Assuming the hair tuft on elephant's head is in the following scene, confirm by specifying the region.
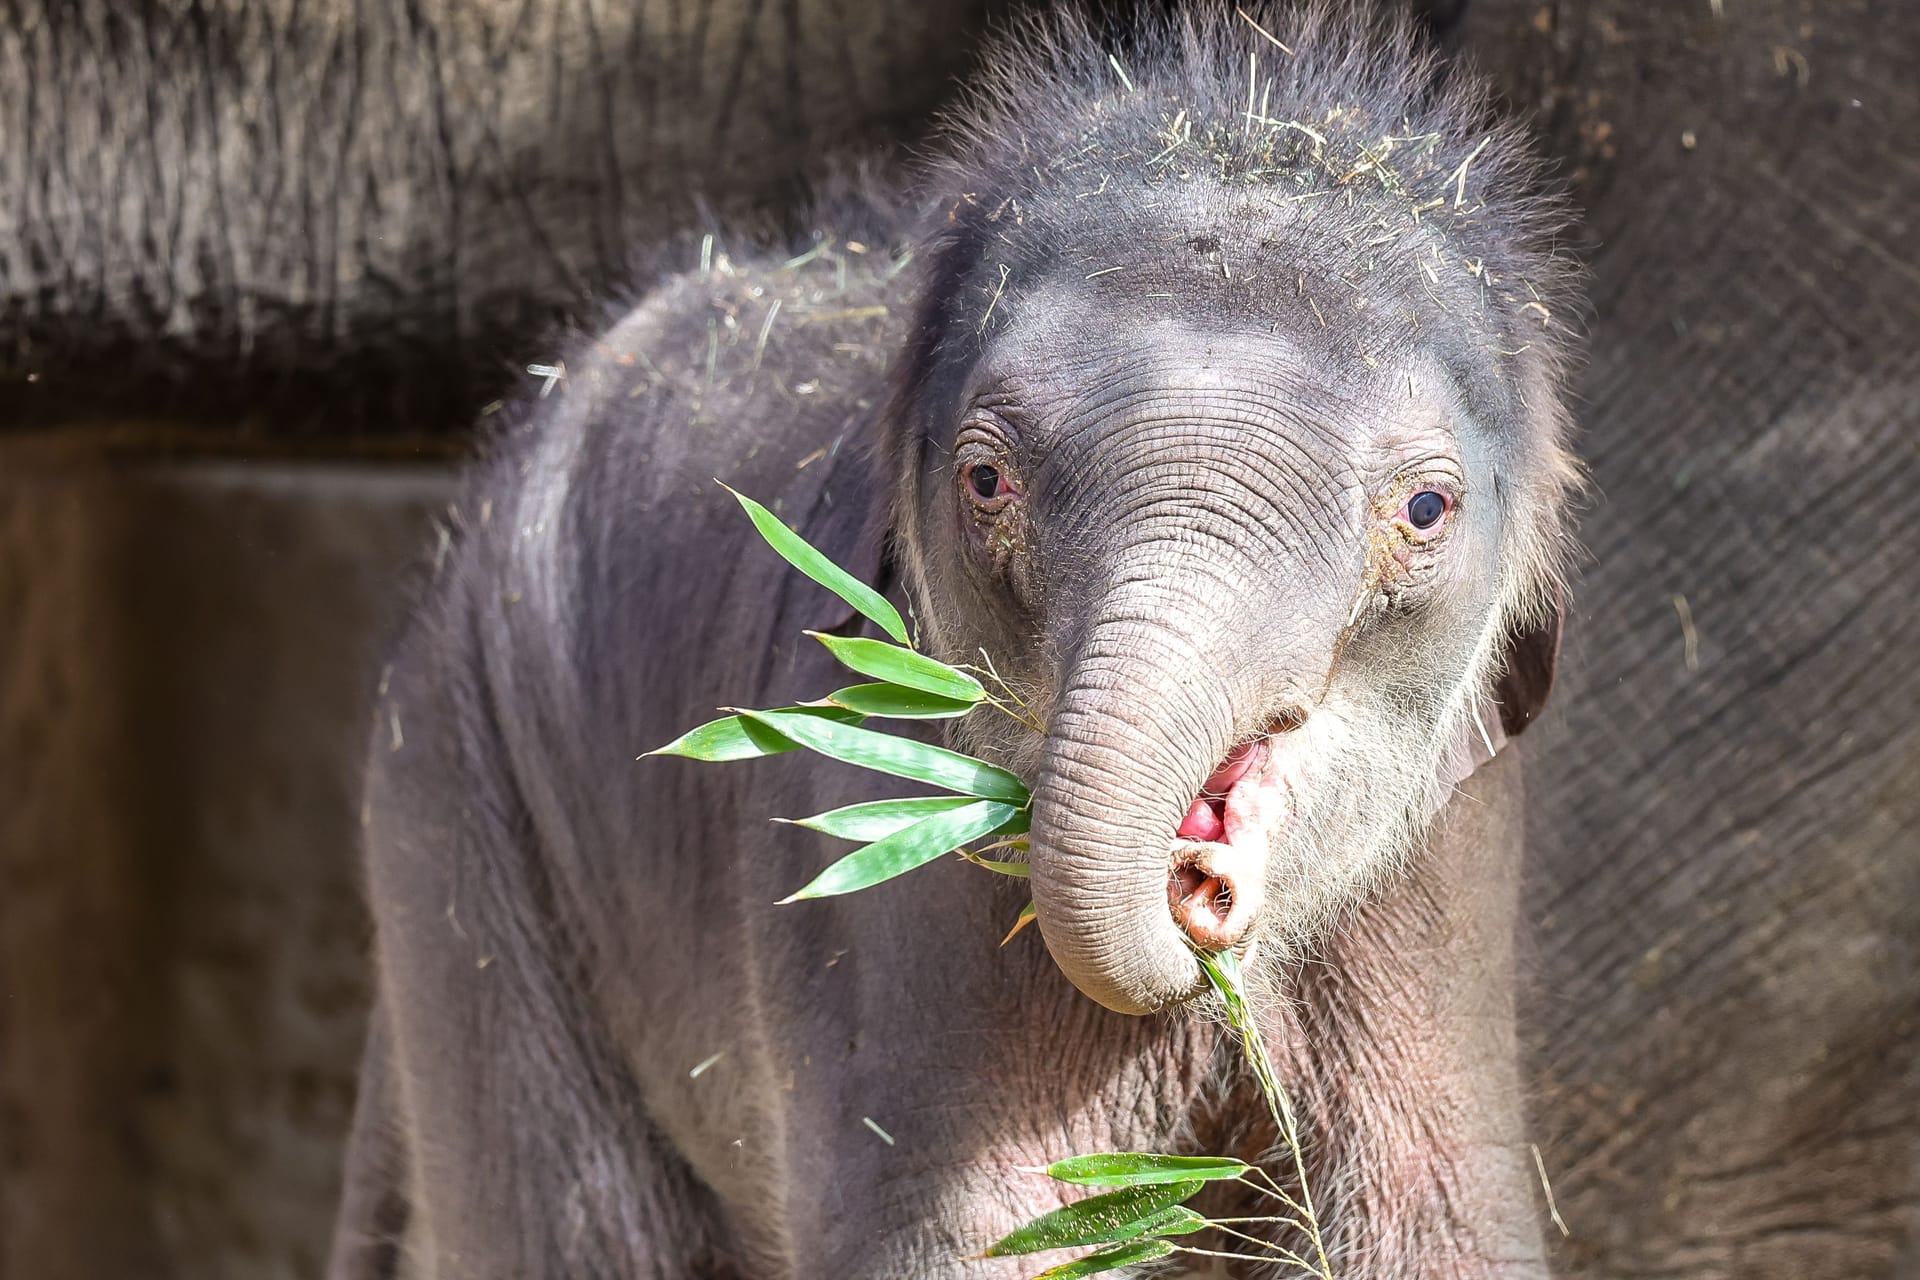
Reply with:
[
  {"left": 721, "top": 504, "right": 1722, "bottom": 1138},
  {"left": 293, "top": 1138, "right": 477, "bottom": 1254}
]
[{"left": 877, "top": 0, "right": 1585, "bottom": 1015}]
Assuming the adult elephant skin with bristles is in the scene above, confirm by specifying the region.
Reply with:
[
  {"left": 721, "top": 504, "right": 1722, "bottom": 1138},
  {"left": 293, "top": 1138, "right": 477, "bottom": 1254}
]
[{"left": 1443, "top": 1, "right": 1920, "bottom": 1276}]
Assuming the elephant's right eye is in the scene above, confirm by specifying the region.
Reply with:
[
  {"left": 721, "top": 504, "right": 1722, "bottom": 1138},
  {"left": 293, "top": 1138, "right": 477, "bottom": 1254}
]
[{"left": 961, "top": 460, "right": 1018, "bottom": 506}]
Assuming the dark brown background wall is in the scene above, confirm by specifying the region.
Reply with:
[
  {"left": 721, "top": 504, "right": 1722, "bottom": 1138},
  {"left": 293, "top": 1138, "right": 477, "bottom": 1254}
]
[{"left": 1, "top": 447, "right": 449, "bottom": 1278}]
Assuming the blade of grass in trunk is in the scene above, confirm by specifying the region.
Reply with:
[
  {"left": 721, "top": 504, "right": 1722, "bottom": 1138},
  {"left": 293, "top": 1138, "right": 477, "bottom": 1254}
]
[
  {"left": 646, "top": 705, "right": 861, "bottom": 762},
  {"left": 985, "top": 1183, "right": 1204, "bottom": 1256},
  {"left": 1197, "top": 947, "right": 1333, "bottom": 1279},
  {"left": 1030, "top": 1239, "right": 1176, "bottom": 1278},
  {"left": 959, "top": 854, "right": 1030, "bottom": 878},
  {"left": 808, "top": 633, "right": 985, "bottom": 702},
  {"left": 781, "top": 795, "right": 982, "bottom": 841},
  {"left": 993, "top": 807, "right": 1031, "bottom": 836},
  {"left": 738, "top": 709, "right": 1028, "bottom": 802},
  {"left": 1001, "top": 901, "right": 1037, "bottom": 946},
  {"left": 821, "top": 682, "right": 977, "bottom": 719},
  {"left": 1042, "top": 1153, "right": 1250, "bottom": 1187}
]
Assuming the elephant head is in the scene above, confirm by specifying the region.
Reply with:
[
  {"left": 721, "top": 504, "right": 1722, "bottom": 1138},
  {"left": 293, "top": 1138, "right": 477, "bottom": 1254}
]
[{"left": 883, "top": 6, "right": 1580, "bottom": 1015}]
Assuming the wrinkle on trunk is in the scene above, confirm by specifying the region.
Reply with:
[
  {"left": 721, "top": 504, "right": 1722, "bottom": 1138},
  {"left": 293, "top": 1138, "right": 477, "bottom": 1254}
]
[{"left": 1027, "top": 603, "right": 1242, "bottom": 1015}]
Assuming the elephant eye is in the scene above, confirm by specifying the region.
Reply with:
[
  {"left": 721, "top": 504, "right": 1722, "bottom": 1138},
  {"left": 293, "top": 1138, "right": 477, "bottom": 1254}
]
[
  {"left": 1405, "top": 490, "right": 1449, "bottom": 531},
  {"left": 962, "top": 460, "right": 1017, "bottom": 505}
]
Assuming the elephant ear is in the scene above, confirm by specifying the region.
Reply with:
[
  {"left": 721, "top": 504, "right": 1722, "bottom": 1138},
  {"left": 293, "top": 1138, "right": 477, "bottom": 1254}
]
[
  {"left": 1493, "top": 589, "right": 1564, "bottom": 739},
  {"left": 1432, "top": 591, "right": 1564, "bottom": 796}
]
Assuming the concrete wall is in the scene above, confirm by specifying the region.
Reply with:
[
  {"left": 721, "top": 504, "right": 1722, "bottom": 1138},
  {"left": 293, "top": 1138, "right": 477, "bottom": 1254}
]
[{"left": 0, "top": 445, "right": 450, "bottom": 1280}]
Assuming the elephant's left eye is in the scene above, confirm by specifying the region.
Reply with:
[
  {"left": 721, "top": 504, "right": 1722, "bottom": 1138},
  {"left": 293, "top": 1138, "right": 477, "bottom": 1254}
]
[{"left": 1400, "top": 489, "right": 1451, "bottom": 534}]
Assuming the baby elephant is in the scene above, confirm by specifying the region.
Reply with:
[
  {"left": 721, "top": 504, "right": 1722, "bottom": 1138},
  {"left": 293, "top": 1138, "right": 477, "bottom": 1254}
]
[{"left": 333, "top": 3, "right": 1579, "bottom": 1276}]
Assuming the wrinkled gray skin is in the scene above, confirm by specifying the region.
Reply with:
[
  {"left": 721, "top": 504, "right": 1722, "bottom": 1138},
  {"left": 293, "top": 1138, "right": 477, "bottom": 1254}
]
[
  {"left": 0, "top": 0, "right": 1013, "bottom": 431},
  {"left": 339, "top": 8, "right": 1581, "bottom": 1277},
  {"left": 1448, "top": 2, "right": 1920, "bottom": 1275}
]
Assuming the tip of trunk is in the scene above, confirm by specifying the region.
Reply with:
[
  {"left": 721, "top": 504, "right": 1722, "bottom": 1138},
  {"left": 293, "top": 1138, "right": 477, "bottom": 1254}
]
[{"left": 1028, "top": 833, "right": 1212, "bottom": 1015}]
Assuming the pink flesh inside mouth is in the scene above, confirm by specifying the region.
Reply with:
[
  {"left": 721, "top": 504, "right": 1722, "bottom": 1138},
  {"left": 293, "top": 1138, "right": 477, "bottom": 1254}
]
[{"left": 1169, "top": 736, "right": 1291, "bottom": 950}]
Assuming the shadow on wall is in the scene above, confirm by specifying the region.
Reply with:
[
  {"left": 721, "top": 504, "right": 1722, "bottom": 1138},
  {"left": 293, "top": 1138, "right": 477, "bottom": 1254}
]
[{"left": 0, "top": 443, "right": 451, "bottom": 1280}]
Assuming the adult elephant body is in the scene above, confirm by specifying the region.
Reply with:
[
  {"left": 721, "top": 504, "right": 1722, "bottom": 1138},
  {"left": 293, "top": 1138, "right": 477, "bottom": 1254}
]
[{"left": 1449, "top": 3, "right": 1920, "bottom": 1274}]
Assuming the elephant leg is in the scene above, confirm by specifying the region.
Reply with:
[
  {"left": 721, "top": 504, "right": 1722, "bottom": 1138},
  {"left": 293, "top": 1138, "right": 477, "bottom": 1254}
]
[{"left": 353, "top": 639, "right": 736, "bottom": 1280}]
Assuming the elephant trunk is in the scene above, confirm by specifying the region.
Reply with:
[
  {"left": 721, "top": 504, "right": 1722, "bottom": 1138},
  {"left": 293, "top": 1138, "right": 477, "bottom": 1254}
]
[{"left": 1027, "top": 588, "right": 1276, "bottom": 1015}]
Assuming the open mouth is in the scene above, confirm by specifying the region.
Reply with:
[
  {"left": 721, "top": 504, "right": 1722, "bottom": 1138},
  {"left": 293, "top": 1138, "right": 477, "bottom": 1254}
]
[{"left": 1168, "top": 725, "right": 1297, "bottom": 950}]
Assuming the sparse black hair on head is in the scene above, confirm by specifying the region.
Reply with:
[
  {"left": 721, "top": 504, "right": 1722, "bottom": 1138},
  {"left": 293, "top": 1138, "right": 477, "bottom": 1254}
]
[{"left": 902, "top": 0, "right": 1579, "bottom": 384}]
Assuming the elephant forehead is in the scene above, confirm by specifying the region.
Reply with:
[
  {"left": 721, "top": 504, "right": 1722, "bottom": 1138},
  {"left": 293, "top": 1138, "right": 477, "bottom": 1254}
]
[{"left": 987, "top": 318, "right": 1458, "bottom": 470}]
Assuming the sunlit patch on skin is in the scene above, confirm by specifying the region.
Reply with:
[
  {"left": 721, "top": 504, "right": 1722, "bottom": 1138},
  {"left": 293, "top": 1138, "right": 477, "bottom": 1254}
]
[{"left": 1158, "top": 592, "right": 1512, "bottom": 965}]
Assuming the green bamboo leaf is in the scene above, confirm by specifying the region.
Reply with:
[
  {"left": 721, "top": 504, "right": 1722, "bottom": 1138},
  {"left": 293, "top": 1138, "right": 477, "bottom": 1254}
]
[
  {"left": 1044, "top": 1153, "right": 1251, "bottom": 1188},
  {"left": 986, "top": 1183, "right": 1204, "bottom": 1257},
  {"left": 961, "top": 854, "right": 1030, "bottom": 878},
  {"left": 723, "top": 485, "right": 910, "bottom": 645},
  {"left": 808, "top": 635, "right": 984, "bottom": 702},
  {"left": 823, "top": 682, "right": 976, "bottom": 720},
  {"left": 1008, "top": 1203, "right": 1205, "bottom": 1259},
  {"left": 646, "top": 705, "right": 861, "bottom": 762},
  {"left": 1196, "top": 949, "right": 1256, "bottom": 1022},
  {"left": 780, "top": 799, "right": 1019, "bottom": 902},
  {"left": 995, "top": 807, "right": 1031, "bottom": 837},
  {"left": 739, "top": 710, "right": 1029, "bottom": 803},
  {"left": 1029, "top": 1239, "right": 1177, "bottom": 1278},
  {"left": 1132, "top": 1205, "right": 1208, "bottom": 1240},
  {"left": 780, "top": 796, "right": 980, "bottom": 842}
]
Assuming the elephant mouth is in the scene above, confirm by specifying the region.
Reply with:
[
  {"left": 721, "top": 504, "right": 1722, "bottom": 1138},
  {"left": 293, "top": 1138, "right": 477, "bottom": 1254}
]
[{"left": 1167, "top": 725, "right": 1299, "bottom": 951}]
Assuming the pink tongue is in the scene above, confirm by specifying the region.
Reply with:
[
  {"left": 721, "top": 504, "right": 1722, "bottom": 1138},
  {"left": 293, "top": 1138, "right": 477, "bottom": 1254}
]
[
  {"left": 1178, "top": 798, "right": 1225, "bottom": 842},
  {"left": 1175, "top": 742, "right": 1262, "bottom": 842}
]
